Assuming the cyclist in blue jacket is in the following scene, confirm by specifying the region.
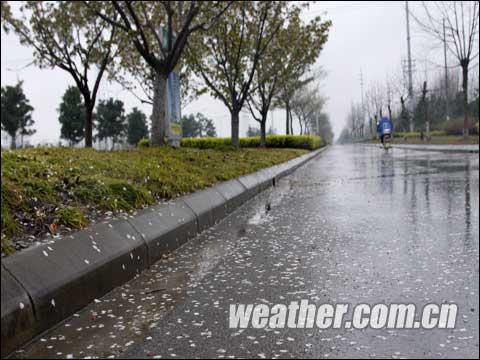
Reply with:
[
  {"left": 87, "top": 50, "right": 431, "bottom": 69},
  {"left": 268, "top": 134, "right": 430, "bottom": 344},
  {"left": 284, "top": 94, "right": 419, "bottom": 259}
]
[{"left": 377, "top": 116, "right": 394, "bottom": 145}]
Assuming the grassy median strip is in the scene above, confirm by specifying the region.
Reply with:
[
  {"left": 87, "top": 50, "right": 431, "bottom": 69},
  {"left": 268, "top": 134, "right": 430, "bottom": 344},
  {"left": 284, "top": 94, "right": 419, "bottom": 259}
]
[{"left": 1, "top": 146, "right": 308, "bottom": 255}]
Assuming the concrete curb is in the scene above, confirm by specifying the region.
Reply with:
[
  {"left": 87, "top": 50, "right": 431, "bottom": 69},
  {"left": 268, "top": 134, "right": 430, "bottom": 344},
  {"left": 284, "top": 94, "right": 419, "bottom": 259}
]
[
  {"left": 126, "top": 200, "right": 198, "bottom": 267},
  {"left": 1, "top": 265, "right": 36, "bottom": 358},
  {"left": 0, "top": 146, "right": 327, "bottom": 357},
  {"left": 362, "top": 143, "right": 479, "bottom": 154}
]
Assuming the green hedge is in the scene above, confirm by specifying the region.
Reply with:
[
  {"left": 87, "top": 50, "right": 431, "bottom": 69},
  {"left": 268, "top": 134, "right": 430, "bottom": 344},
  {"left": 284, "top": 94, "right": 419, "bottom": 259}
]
[
  {"left": 395, "top": 130, "right": 447, "bottom": 138},
  {"left": 138, "top": 137, "right": 151, "bottom": 148},
  {"left": 181, "top": 135, "right": 323, "bottom": 150}
]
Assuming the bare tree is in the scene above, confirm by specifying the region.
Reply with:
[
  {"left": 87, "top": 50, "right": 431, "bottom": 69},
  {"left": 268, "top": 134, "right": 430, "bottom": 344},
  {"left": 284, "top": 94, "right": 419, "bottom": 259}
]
[
  {"left": 291, "top": 86, "right": 326, "bottom": 136},
  {"left": 346, "top": 102, "right": 364, "bottom": 140},
  {"left": 411, "top": 1, "right": 479, "bottom": 137},
  {"left": 365, "top": 82, "right": 385, "bottom": 136},
  {"left": 314, "top": 112, "right": 334, "bottom": 144},
  {"left": 386, "top": 81, "right": 394, "bottom": 123}
]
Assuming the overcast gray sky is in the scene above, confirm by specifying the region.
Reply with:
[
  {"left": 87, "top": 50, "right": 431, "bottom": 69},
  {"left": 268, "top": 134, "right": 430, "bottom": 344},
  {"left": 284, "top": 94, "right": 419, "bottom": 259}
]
[{"left": 1, "top": 1, "right": 474, "bottom": 145}]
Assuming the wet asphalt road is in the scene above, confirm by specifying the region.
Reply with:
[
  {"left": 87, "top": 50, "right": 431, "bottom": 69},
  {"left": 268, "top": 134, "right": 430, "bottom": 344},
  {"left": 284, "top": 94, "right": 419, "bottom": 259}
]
[{"left": 15, "top": 145, "right": 479, "bottom": 359}]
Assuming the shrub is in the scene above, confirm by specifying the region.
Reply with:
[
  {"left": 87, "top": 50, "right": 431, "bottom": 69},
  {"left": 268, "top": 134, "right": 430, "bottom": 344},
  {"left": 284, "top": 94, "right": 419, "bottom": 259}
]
[
  {"left": 439, "top": 117, "right": 479, "bottom": 136},
  {"left": 181, "top": 135, "right": 323, "bottom": 150},
  {"left": 394, "top": 132, "right": 420, "bottom": 138},
  {"left": 181, "top": 137, "right": 232, "bottom": 149},
  {"left": 430, "top": 130, "right": 447, "bottom": 137},
  {"left": 55, "top": 207, "right": 88, "bottom": 229},
  {"left": 138, "top": 137, "right": 151, "bottom": 148},
  {"left": 1, "top": 234, "right": 15, "bottom": 256},
  {"left": 395, "top": 130, "right": 447, "bottom": 138}
]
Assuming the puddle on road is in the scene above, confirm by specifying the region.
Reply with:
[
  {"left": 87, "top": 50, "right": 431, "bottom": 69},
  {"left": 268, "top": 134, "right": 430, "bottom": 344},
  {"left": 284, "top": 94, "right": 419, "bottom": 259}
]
[
  {"left": 247, "top": 207, "right": 270, "bottom": 225},
  {"left": 247, "top": 178, "right": 290, "bottom": 226}
]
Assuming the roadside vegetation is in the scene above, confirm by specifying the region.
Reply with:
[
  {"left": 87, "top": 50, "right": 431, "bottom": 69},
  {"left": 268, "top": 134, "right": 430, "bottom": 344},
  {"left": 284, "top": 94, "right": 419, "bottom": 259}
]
[
  {"left": 0, "top": 2, "right": 333, "bottom": 256},
  {"left": 393, "top": 136, "right": 479, "bottom": 145},
  {"left": 1, "top": 146, "right": 309, "bottom": 255},
  {"left": 340, "top": 115, "right": 480, "bottom": 146},
  {"left": 181, "top": 135, "right": 323, "bottom": 150},
  {"left": 1, "top": 2, "right": 332, "bottom": 149},
  {"left": 339, "top": 0, "right": 479, "bottom": 143},
  {"left": 343, "top": 118, "right": 480, "bottom": 145},
  {"left": 392, "top": 125, "right": 479, "bottom": 145},
  {"left": 362, "top": 133, "right": 479, "bottom": 145}
]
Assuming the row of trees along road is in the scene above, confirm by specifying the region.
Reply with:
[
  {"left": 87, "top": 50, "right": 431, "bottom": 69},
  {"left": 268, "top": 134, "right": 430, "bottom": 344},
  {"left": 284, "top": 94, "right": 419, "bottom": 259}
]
[
  {"left": 411, "top": 1, "right": 479, "bottom": 138},
  {"left": 1, "top": 1, "right": 331, "bottom": 149},
  {"left": 59, "top": 88, "right": 218, "bottom": 148},
  {"left": 342, "top": 69, "right": 479, "bottom": 142},
  {"left": 1, "top": 81, "right": 218, "bottom": 149},
  {"left": 58, "top": 86, "right": 149, "bottom": 149},
  {"left": 341, "top": 1, "right": 479, "bottom": 141}
]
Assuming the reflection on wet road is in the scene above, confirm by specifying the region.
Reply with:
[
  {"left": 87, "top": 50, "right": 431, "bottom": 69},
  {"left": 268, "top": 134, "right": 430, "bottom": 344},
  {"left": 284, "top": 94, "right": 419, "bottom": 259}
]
[{"left": 15, "top": 145, "right": 479, "bottom": 359}]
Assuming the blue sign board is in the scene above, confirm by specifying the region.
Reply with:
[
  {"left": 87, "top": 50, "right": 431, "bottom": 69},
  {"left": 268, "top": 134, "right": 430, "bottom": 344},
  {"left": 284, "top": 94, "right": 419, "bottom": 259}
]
[{"left": 167, "top": 71, "right": 181, "bottom": 124}]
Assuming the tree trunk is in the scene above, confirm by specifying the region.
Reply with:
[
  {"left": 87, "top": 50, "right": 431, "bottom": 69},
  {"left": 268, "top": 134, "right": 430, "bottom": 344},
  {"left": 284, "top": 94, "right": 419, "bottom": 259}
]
[
  {"left": 425, "top": 99, "right": 430, "bottom": 141},
  {"left": 388, "top": 105, "right": 392, "bottom": 122},
  {"left": 10, "top": 133, "right": 16, "bottom": 150},
  {"left": 151, "top": 72, "right": 169, "bottom": 146},
  {"left": 231, "top": 110, "right": 240, "bottom": 148},
  {"left": 461, "top": 62, "right": 469, "bottom": 138},
  {"left": 285, "top": 103, "right": 290, "bottom": 135},
  {"left": 84, "top": 100, "right": 94, "bottom": 148},
  {"left": 425, "top": 98, "right": 429, "bottom": 141},
  {"left": 260, "top": 117, "right": 267, "bottom": 148},
  {"left": 289, "top": 108, "right": 294, "bottom": 135}
]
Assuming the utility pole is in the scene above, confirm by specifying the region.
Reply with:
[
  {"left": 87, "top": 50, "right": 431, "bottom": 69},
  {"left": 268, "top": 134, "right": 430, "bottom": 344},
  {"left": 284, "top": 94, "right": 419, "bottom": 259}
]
[
  {"left": 422, "top": 81, "right": 430, "bottom": 141},
  {"left": 443, "top": 18, "right": 450, "bottom": 121},
  {"left": 360, "top": 69, "right": 366, "bottom": 138},
  {"left": 387, "top": 83, "right": 393, "bottom": 122},
  {"left": 405, "top": 1, "right": 414, "bottom": 132},
  {"left": 350, "top": 102, "right": 356, "bottom": 139}
]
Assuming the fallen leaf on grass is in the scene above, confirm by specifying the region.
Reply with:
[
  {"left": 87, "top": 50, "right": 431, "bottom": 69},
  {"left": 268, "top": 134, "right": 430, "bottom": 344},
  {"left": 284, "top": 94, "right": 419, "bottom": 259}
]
[{"left": 47, "top": 223, "right": 58, "bottom": 235}]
